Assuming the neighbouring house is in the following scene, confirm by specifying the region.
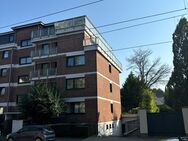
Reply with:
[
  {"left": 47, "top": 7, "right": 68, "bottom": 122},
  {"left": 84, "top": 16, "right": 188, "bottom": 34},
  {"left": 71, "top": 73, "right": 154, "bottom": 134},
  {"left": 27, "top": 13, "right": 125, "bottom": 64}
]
[{"left": 0, "top": 16, "right": 122, "bottom": 136}]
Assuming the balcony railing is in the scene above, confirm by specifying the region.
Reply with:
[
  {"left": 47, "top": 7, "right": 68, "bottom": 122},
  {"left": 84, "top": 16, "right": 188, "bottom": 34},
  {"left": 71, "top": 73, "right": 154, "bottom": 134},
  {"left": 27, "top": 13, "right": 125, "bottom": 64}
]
[
  {"left": 31, "top": 47, "right": 57, "bottom": 58},
  {"left": 30, "top": 68, "right": 57, "bottom": 78},
  {"left": 31, "top": 27, "right": 55, "bottom": 40},
  {"left": 83, "top": 37, "right": 122, "bottom": 70}
]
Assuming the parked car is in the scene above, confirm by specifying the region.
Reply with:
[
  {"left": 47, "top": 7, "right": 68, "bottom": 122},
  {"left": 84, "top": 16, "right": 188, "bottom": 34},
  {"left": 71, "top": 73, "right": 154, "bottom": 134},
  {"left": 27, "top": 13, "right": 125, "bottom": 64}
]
[{"left": 6, "top": 125, "right": 55, "bottom": 141}]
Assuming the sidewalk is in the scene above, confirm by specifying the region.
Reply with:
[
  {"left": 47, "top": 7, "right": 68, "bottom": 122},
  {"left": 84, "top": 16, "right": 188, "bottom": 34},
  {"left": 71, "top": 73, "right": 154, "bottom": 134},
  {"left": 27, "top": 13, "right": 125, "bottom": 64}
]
[
  {"left": 1, "top": 136, "right": 181, "bottom": 141},
  {"left": 83, "top": 136, "right": 179, "bottom": 141}
]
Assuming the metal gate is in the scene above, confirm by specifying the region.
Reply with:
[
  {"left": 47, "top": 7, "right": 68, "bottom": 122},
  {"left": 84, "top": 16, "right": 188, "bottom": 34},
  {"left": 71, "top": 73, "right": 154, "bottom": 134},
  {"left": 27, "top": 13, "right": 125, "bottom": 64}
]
[{"left": 147, "top": 112, "right": 185, "bottom": 136}]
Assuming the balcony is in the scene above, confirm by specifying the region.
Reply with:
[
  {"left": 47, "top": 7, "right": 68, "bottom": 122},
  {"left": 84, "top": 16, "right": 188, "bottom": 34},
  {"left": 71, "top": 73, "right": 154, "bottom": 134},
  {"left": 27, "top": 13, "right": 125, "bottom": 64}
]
[
  {"left": 83, "top": 37, "right": 122, "bottom": 72},
  {"left": 30, "top": 68, "right": 57, "bottom": 79},
  {"left": 31, "top": 27, "right": 55, "bottom": 42},
  {"left": 31, "top": 47, "right": 57, "bottom": 58},
  {"left": 0, "top": 43, "right": 17, "bottom": 49}
]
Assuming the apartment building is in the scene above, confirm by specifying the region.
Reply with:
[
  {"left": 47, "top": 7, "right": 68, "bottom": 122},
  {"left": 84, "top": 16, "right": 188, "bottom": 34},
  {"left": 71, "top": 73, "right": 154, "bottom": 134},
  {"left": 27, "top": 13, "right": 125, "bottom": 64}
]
[{"left": 0, "top": 16, "right": 122, "bottom": 136}]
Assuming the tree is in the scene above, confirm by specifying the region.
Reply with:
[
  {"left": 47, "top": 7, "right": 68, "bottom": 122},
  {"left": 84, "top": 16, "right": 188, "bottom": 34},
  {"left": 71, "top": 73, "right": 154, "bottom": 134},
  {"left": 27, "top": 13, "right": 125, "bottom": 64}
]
[
  {"left": 166, "top": 18, "right": 188, "bottom": 110},
  {"left": 121, "top": 72, "right": 142, "bottom": 112},
  {"left": 19, "top": 83, "right": 66, "bottom": 123},
  {"left": 127, "top": 49, "right": 170, "bottom": 87},
  {"left": 139, "top": 88, "right": 159, "bottom": 112}
]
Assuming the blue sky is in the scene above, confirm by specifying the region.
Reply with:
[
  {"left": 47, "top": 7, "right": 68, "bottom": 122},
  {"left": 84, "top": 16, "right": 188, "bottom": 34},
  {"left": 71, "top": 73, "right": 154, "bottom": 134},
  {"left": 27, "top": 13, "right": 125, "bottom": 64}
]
[{"left": 1, "top": 0, "right": 187, "bottom": 89}]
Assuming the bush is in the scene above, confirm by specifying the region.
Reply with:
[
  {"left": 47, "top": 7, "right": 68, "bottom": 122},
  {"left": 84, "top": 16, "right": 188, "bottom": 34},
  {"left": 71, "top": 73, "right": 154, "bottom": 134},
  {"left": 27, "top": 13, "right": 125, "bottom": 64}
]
[
  {"left": 128, "top": 107, "right": 140, "bottom": 114},
  {"left": 139, "top": 88, "right": 159, "bottom": 113}
]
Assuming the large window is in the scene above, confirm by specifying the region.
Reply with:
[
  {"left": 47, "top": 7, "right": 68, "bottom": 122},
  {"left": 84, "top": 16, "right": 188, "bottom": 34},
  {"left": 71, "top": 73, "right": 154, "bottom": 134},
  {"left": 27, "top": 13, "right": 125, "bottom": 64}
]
[
  {"left": 0, "top": 68, "right": 8, "bottom": 77},
  {"left": 18, "top": 75, "right": 30, "bottom": 84},
  {"left": 21, "top": 39, "right": 32, "bottom": 47},
  {"left": 19, "top": 56, "right": 32, "bottom": 65},
  {"left": 66, "top": 78, "right": 85, "bottom": 89},
  {"left": 67, "top": 55, "right": 85, "bottom": 67},
  {"left": 66, "top": 102, "right": 85, "bottom": 113},
  {"left": 2, "top": 51, "right": 9, "bottom": 59},
  {"left": 0, "top": 87, "right": 5, "bottom": 95}
]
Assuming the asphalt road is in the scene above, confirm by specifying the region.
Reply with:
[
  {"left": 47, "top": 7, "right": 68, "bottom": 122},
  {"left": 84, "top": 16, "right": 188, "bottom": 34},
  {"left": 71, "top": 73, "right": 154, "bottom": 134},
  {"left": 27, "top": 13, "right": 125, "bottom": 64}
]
[{"left": 0, "top": 136, "right": 183, "bottom": 141}]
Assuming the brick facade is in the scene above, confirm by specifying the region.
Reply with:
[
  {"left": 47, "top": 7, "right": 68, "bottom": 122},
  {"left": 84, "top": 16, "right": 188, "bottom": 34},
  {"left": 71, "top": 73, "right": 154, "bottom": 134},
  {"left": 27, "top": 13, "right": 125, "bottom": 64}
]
[{"left": 0, "top": 16, "right": 122, "bottom": 136}]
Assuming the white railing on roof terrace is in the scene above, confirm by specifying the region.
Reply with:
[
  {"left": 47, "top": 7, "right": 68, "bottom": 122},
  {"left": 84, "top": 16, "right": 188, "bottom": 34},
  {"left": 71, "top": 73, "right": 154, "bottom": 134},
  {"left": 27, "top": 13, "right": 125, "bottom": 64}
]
[
  {"left": 31, "top": 27, "right": 55, "bottom": 39},
  {"left": 83, "top": 37, "right": 122, "bottom": 70}
]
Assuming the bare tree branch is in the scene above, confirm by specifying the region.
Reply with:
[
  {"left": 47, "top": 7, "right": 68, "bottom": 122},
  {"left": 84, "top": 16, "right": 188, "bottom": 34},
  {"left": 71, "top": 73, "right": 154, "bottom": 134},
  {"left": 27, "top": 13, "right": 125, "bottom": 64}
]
[{"left": 127, "top": 49, "right": 171, "bottom": 87}]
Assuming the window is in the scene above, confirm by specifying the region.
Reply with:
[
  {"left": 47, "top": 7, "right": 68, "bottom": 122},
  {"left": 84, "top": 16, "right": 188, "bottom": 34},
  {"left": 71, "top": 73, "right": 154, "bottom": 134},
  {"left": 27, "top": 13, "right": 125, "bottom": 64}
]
[
  {"left": 110, "top": 83, "right": 112, "bottom": 92},
  {"left": 66, "top": 78, "right": 85, "bottom": 89},
  {"left": 19, "top": 56, "right": 32, "bottom": 65},
  {"left": 106, "top": 125, "right": 108, "bottom": 130},
  {"left": 66, "top": 79, "right": 74, "bottom": 89},
  {"left": 109, "top": 124, "right": 112, "bottom": 129},
  {"left": 0, "top": 68, "right": 8, "bottom": 77},
  {"left": 2, "top": 51, "right": 9, "bottom": 59},
  {"left": 21, "top": 39, "right": 32, "bottom": 47},
  {"left": 0, "top": 87, "right": 5, "bottom": 95},
  {"left": 9, "top": 35, "right": 14, "bottom": 42},
  {"left": 109, "top": 64, "right": 112, "bottom": 73},
  {"left": 18, "top": 75, "right": 30, "bottom": 84},
  {"left": 42, "top": 44, "right": 49, "bottom": 55},
  {"left": 67, "top": 55, "right": 85, "bottom": 67},
  {"left": 112, "top": 123, "right": 115, "bottom": 128},
  {"left": 21, "top": 39, "right": 31, "bottom": 47},
  {"left": 111, "top": 103, "right": 113, "bottom": 113},
  {"left": 75, "top": 56, "right": 85, "bottom": 66},
  {"left": 66, "top": 102, "right": 85, "bottom": 113},
  {"left": 74, "top": 102, "right": 85, "bottom": 113},
  {"left": 16, "top": 95, "right": 23, "bottom": 104}
]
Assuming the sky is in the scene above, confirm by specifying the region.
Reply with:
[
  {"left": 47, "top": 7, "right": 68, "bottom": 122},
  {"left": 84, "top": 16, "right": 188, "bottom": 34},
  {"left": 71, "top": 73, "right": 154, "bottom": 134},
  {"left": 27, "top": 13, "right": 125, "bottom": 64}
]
[{"left": 1, "top": 0, "right": 187, "bottom": 90}]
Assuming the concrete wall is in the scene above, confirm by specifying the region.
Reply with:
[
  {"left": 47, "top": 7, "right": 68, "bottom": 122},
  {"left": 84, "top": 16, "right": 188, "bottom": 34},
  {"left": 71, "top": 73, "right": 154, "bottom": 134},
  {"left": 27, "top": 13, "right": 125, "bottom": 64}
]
[
  {"left": 139, "top": 109, "right": 148, "bottom": 135},
  {"left": 98, "top": 120, "right": 122, "bottom": 136},
  {"left": 182, "top": 108, "right": 188, "bottom": 135}
]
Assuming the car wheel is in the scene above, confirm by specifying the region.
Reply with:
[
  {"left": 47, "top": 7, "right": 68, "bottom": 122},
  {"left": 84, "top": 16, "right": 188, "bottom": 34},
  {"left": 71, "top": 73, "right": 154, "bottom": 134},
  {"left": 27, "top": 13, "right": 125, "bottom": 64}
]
[
  {"left": 35, "top": 138, "right": 42, "bottom": 141},
  {"left": 7, "top": 138, "right": 14, "bottom": 141}
]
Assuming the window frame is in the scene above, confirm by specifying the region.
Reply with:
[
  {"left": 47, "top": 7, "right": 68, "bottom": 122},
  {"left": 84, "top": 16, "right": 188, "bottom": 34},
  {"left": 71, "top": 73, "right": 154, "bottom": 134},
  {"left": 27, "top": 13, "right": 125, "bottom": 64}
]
[
  {"left": 66, "top": 55, "right": 85, "bottom": 67},
  {"left": 0, "top": 87, "right": 6, "bottom": 96},
  {"left": 18, "top": 75, "right": 30, "bottom": 84},
  {"left": 66, "top": 102, "right": 85, "bottom": 114},
  {"left": 20, "top": 39, "right": 32, "bottom": 47},
  {"left": 19, "top": 56, "right": 32, "bottom": 65},
  {"left": 66, "top": 77, "right": 85, "bottom": 90},
  {"left": 0, "top": 68, "right": 8, "bottom": 77},
  {"left": 2, "top": 51, "right": 9, "bottom": 59}
]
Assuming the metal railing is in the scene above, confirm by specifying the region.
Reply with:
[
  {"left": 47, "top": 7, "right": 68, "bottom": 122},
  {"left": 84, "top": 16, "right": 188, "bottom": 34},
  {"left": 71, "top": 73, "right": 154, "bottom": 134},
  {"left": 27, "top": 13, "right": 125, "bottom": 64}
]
[
  {"left": 30, "top": 68, "right": 57, "bottom": 78},
  {"left": 31, "top": 47, "right": 57, "bottom": 58},
  {"left": 83, "top": 37, "right": 122, "bottom": 70},
  {"left": 124, "top": 119, "right": 139, "bottom": 136},
  {"left": 31, "top": 27, "right": 55, "bottom": 39}
]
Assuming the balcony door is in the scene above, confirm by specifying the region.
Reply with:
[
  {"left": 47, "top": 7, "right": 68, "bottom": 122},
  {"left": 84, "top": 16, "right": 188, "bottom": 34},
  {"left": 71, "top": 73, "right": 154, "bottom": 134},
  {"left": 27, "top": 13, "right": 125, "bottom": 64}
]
[
  {"left": 41, "top": 63, "right": 49, "bottom": 76},
  {"left": 41, "top": 44, "right": 49, "bottom": 55}
]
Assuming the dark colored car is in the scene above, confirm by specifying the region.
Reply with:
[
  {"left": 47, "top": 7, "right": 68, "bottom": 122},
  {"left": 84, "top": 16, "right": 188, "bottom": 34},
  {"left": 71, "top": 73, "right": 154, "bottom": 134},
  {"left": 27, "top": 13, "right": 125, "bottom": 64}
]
[{"left": 6, "top": 125, "right": 55, "bottom": 141}]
